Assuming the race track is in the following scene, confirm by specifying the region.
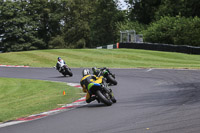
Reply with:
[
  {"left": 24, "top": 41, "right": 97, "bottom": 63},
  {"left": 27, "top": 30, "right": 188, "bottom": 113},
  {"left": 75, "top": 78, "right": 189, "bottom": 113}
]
[{"left": 0, "top": 67, "right": 200, "bottom": 133}]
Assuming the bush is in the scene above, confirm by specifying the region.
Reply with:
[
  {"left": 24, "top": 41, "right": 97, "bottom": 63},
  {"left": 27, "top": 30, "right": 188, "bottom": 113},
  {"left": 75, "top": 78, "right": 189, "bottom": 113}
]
[
  {"left": 143, "top": 16, "right": 200, "bottom": 46},
  {"left": 49, "top": 35, "right": 65, "bottom": 48},
  {"left": 76, "top": 38, "right": 86, "bottom": 48},
  {"left": 116, "top": 20, "right": 147, "bottom": 34}
]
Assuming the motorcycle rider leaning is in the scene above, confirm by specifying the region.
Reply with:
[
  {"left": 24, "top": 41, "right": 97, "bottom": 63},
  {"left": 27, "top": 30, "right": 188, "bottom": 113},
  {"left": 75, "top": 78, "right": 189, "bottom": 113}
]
[
  {"left": 56, "top": 57, "right": 66, "bottom": 72},
  {"left": 80, "top": 69, "right": 101, "bottom": 103},
  {"left": 92, "top": 67, "right": 107, "bottom": 76}
]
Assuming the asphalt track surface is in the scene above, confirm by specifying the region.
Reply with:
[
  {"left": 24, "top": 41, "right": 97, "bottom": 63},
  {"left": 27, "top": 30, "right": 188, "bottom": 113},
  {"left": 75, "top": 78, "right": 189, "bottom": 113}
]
[{"left": 0, "top": 67, "right": 200, "bottom": 133}]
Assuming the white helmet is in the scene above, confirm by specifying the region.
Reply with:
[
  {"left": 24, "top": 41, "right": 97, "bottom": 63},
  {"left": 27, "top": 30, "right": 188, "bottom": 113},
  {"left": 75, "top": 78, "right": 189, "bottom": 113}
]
[{"left": 82, "top": 69, "right": 90, "bottom": 77}]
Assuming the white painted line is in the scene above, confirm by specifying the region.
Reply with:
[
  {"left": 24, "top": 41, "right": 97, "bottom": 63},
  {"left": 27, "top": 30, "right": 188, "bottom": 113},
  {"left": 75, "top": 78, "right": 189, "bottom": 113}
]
[
  {"left": 67, "top": 83, "right": 80, "bottom": 86},
  {"left": 0, "top": 64, "right": 29, "bottom": 68},
  {"left": 0, "top": 121, "right": 24, "bottom": 128},
  {"left": 146, "top": 68, "right": 153, "bottom": 72}
]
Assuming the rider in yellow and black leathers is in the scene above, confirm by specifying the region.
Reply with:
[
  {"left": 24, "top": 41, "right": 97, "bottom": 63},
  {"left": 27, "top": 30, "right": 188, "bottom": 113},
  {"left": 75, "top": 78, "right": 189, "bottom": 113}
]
[{"left": 80, "top": 69, "right": 102, "bottom": 103}]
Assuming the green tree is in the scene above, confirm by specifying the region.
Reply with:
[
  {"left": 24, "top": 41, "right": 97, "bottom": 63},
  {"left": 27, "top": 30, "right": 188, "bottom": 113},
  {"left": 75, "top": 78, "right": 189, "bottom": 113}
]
[
  {"left": 155, "top": 0, "right": 185, "bottom": 20},
  {"left": 62, "top": 0, "right": 94, "bottom": 48},
  {"left": 26, "top": 0, "right": 50, "bottom": 49},
  {"left": 127, "top": 0, "right": 161, "bottom": 24},
  {"left": 154, "top": 0, "right": 200, "bottom": 20},
  {"left": 0, "top": 0, "right": 41, "bottom": 51},
  {"left": 116, "top": 20, "right": 147, "bottom": 34},
  {"left": 0, "top": 0, "right": 66, "bottom": 51},
  {"left": 142, "top": 16, "right": 200, "bottom": 46},
  {"left": 0, "top": 0, "right": 126, "bottom": 51},
  {"left": 90, "top": 0, "right": 125, "bottom": 47},
  {"left": 184, "top": 0, "right": 200, "bottom": 17}
]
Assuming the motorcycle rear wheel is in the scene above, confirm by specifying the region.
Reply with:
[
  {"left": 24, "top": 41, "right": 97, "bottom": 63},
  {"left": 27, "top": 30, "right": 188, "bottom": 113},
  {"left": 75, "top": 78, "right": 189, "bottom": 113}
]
[{"left": 96, "top": 90, "right": 112, "bottom": 106}]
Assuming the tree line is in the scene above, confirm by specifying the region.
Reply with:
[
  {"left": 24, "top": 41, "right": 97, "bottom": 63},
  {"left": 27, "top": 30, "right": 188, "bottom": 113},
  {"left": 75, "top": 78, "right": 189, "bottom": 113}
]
[
  {"left": 1, "top": 0, "right": 200, "bottom": 52},
  {"left": 122, "top": 0, "right": 200, "bottom": 46},
  {"left": 0, "top": 0, "right": 124, "bottom": 52}
]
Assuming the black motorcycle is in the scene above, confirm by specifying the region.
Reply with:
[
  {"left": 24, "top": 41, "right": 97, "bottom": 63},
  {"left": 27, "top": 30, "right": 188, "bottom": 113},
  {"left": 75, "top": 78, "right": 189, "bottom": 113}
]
[
  {"left": 93, "top": 67, "right": 117, "bottom": 85},
  {"left": 60, "top": 65, "right": 73, "bottom": 77},
  {"left": 56, "top": 64, "right": 73, "bottom": 77},
  {"left": 90, "top": 78, "right": 116, "bottom": 106}
]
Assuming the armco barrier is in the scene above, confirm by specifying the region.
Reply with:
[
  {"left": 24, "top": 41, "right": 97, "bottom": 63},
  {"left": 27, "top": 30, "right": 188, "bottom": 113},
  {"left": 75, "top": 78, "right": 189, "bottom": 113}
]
[{"left": 119, "top": 43, "right": 200, "bottom": 55}]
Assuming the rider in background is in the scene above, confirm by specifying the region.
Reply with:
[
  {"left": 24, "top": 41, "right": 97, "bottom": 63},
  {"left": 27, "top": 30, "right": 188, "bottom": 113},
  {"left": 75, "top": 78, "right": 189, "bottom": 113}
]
[
  {"left": 56, "top": 57, "right": 66, "bottom": 72},
  {"left": 92, "top": 67, "right": 106, "bottom": 76},
  {"left": 80, "top": 69, "right": 101, "bottom": 103}
]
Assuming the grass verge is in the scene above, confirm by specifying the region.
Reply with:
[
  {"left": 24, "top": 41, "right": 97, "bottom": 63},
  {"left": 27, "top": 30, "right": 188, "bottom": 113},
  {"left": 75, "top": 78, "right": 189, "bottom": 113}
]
[
  {"left": 0, "top": 77, "right": 84, "bottom": 122},
  {"left": 0, "top": 48, "right": 199, "bottom": 69}
]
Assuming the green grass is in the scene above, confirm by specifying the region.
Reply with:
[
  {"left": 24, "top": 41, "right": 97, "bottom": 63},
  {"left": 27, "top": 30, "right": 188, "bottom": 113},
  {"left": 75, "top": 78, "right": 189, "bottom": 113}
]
[
  {"left": 0, "top": 48, "right": 200, "bottom": 69},
  {"left": 0, "top": 77, "right": 84, "bottom": 122}
]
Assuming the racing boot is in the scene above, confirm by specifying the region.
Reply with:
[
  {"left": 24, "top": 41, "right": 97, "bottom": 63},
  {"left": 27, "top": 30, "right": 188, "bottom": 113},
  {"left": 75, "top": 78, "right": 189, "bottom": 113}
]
[
  {"left": 86, "top": 96, "right": 96, "bottom": 103},
  {"left": 95, "top": 96, "right": 100, "bottom": 103}
]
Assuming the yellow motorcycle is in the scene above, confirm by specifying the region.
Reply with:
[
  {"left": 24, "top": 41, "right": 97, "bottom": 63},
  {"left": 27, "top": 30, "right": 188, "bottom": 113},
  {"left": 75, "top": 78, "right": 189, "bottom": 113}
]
[{"left": 90, "top": 77, "right": 116, "bottom": 106}]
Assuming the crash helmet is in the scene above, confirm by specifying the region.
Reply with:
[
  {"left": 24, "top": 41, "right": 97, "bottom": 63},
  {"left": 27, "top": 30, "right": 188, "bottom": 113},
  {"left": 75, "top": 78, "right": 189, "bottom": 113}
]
[
  {"left": 58, "top": 57, "right": 61, "bottom": 61},
  {"left": 92, "top": 67, "right": 100, "bottom": 76},
  {"left": 92, "top": 67, "right": 97, "bottom": 73},
  {"left": 82, "top": 69, "right": 90, "bottom": 77}
]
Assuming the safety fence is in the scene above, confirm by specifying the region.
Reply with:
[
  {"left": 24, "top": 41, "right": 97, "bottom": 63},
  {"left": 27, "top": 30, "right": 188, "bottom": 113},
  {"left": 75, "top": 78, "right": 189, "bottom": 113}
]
[{"left": 96, "top": 42, "right": 200, "bottom": 55}]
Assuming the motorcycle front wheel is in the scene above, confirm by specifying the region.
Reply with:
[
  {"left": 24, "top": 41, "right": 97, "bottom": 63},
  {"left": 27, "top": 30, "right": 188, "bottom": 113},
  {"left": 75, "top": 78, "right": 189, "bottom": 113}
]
[
  {"left": 67, "top": 68, "right": 73, "bottom": 77},
  {"left": 64, "top": 67, "right": 73, "bottom": 77},
  {"left": 111, "top": 96, "right": 117, "bottom": 103}
]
